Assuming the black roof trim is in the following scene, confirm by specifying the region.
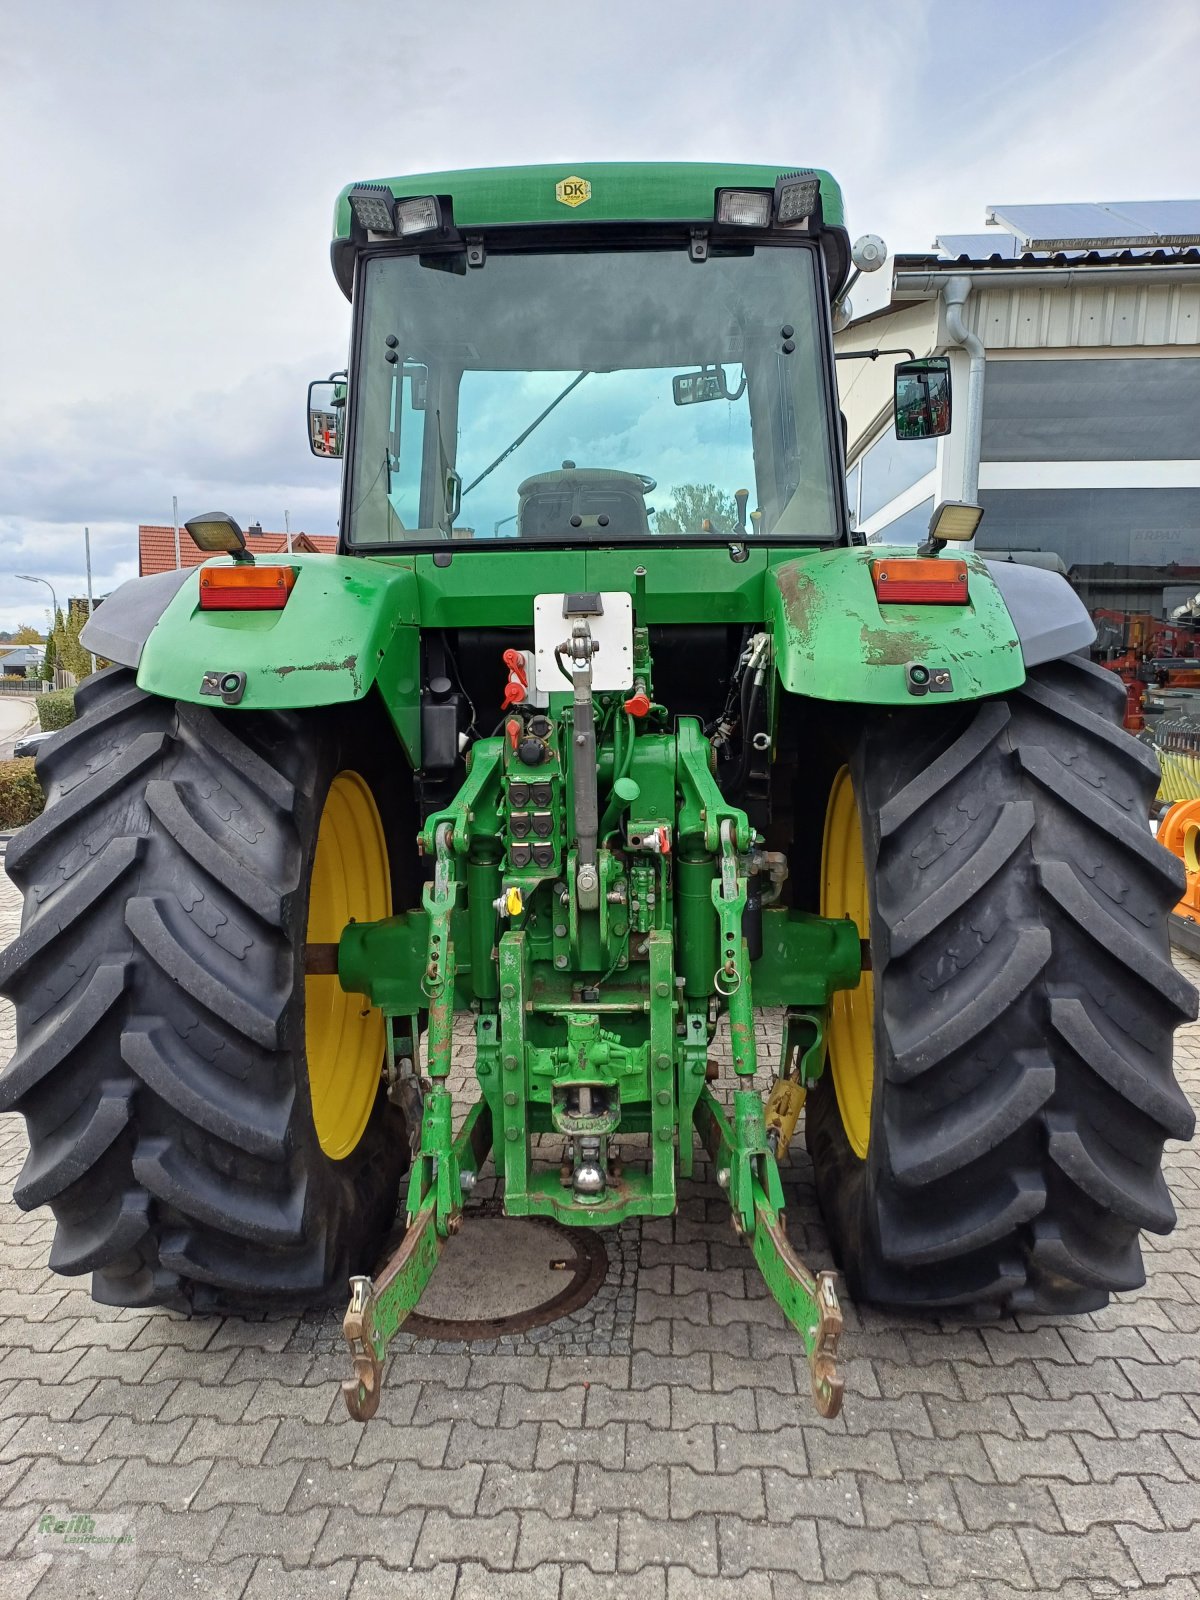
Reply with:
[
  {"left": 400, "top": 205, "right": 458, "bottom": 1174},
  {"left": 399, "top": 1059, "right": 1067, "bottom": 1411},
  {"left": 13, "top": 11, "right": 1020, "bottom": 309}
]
[{"left": 904, "top": 246, "right": 1200, "bottom": 271}]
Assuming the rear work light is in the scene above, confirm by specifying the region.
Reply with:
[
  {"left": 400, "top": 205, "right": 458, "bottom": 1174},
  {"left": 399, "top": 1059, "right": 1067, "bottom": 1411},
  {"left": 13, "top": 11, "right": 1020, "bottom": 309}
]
[
  {"left": 394, "top": 194, "right": 443, "bottom": 236},
  {"left": 774, "top": 171, "right": 821, "bottom": 225},
  {"left": 871, "top": 557, "right": 968, "bottom": 606},
  {"left": 715, "top": 189, "right": 772, "bottom": 228},
  {"left": 348, "top": 183, "right": 396, "bottom": 234},
  {"left": 199, "top": 565, "right": 296, "bottom": 611}
]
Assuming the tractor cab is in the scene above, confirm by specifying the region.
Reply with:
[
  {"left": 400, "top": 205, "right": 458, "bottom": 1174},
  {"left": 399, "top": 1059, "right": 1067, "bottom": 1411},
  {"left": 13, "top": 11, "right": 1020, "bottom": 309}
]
[{"left": 311, "top": 164, "right": 852, "bottom": 551}]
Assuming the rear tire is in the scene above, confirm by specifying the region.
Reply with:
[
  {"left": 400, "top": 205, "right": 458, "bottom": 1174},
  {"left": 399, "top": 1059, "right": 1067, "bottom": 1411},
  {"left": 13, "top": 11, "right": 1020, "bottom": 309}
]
[
  {"left": 804, "top": 654, "right": 1197, "bottom": 1313},
  {"left": 0, "top": 668, "right": 414, "bottom": 1312}
]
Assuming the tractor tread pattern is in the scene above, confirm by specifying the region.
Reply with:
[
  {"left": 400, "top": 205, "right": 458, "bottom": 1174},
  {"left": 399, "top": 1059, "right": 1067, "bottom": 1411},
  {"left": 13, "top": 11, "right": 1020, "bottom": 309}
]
[
  {"left": 807, "top": 653, "right": 1196, "bottom": 1314},
  {"left": 0, "top": 665, "right": 405, "bottom": 1312},
  {"left": 0, "top": 962, "right": 130, "bottom": 1108},
  {"left": 125, "top": 894, "right": 282, "bottom": 1049},
  {"left": 13, "top": 1080, "right": 132, "bottom": 1209},
  {"left": 889, "top": 927, "right": 1052, "bottom": 1082},
  {"left": 878, "top": 1170, "right": 1047, "bottom": 1267},
  {"left": 120, "top": 1023, "right": 294, "bottom": 1159},
  {"left": 877, "top": 701, "right": 1011, "bottom": 839},
  {"left": 884, "top": 799, "right": 1035, "bottom": 958},
  {"left": 144, "top": 778, "right": 289, "bottom": 928},
  {"left": 6, "top": 733, "right": 169, "bottom": 880},
  {"left": 889, "top": 1051, "right": 1056, "bottom": 1188}
]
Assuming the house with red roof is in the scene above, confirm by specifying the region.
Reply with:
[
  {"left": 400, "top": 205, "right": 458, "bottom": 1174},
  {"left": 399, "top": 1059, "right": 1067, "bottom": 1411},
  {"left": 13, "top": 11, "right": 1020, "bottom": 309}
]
[{"left": 138, "top": 523, "right": 337, "bottom": 576}]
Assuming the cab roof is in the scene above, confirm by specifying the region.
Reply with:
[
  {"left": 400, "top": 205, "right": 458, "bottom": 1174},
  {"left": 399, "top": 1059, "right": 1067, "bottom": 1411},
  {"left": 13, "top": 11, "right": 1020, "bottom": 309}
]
[{"left": 331, "top": 161, "right": 848, "bottom": 298}]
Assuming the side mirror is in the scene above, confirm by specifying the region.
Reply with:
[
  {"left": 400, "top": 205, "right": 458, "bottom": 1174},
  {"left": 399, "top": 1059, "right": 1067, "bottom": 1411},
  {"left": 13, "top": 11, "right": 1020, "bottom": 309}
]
[
  {"left": 308, "top": 378, "right": 346, "bottom": 459},
  {"left": 894, "top": 356, "right": 951, "bottom": 440}
]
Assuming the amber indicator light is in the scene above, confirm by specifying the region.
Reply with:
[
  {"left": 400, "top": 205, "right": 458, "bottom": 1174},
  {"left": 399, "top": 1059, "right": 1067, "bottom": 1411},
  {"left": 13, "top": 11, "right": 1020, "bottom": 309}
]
[
  {"left": 198, "top": 565, "right": 297, "bottom": 611},
  {"left": 871, "top": 557, "right": 968, "bottom": 606}
]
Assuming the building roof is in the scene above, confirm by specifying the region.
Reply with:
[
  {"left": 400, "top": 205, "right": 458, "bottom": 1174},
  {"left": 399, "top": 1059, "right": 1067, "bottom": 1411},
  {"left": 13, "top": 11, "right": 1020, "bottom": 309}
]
[
  {"left": 839, "top": 240, "right": 1200, "bottom": 335},
  {"left": 929, "top": 200, "right": 1200, "bottom": 265},
  {"left": 138, "top": 525, "right": 337, "bottom": 576},
  {"left": 924, "top": 245, "right": 1200, "bottom": 271},
  {"left": 0, "top": 646, "right": 44, "bottom": 669}
]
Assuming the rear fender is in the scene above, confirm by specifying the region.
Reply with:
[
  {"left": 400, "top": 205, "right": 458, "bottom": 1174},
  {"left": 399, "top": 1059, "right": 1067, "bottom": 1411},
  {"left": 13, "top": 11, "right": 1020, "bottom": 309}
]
[
  {"left": 767, "top": 546, "right": 1027, "bottom": 705},
  {"left": 82, "top": 554, "right": 422, "bottom": 761}
]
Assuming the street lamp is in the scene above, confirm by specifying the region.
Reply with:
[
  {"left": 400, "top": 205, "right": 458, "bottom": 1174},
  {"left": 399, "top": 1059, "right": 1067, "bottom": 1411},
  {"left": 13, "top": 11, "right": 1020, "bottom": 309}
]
[{"left": 16, "top": 575, "right": 58, "bottom": 683}]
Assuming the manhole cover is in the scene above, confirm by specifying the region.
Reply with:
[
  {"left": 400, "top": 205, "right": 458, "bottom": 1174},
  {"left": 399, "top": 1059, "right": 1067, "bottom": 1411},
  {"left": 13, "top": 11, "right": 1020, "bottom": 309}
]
[{"left": 404, "top": 1213, "right": 608, "bottom": 1340}]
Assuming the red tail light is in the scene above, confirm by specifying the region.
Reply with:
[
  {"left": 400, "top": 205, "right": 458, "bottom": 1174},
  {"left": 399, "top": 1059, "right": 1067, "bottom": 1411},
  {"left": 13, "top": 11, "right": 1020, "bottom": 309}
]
[
  {"left": 871, "top": 557, "right": 968, "bottom": 606},
  {"left": 199, "top": 565, "right": 296, "bottom": 611}
]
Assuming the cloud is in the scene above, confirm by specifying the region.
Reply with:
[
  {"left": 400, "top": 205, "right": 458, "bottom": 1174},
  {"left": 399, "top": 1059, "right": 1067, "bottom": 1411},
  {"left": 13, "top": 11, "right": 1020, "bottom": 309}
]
[
  {"left": 0, "top": 0, "right": 1195, "bottom": 634},
  {"left": 0, "top": 354, "right": 342, "bottom": 633}
]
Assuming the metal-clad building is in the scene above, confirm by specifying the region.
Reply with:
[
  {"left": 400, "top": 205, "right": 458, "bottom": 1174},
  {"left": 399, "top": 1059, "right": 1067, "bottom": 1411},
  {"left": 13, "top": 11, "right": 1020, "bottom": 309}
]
[{"left": 834, "top": 203, "right": 1200, "bottom": 629}]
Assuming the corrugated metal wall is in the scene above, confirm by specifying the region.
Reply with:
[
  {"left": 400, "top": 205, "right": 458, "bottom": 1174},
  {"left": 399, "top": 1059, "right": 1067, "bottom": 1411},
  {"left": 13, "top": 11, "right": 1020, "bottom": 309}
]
[{"left": 967, "top": 278, "right": 1200, "bottom": 350}]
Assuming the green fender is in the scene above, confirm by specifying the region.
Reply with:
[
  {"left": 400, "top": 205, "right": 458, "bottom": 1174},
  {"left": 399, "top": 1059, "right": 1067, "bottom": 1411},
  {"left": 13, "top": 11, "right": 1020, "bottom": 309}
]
[
  {"left": 132, "top": 554, "right": 423, "bottom": 760},
  {"left": 767, "top": 546, "right": 1025, "bottom": 705}
]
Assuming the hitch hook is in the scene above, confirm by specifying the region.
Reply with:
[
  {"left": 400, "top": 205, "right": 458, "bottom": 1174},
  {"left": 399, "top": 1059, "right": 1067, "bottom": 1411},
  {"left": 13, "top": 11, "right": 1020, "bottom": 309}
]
[{"left": 342, "top": 1276, "right": 383, "bottom": 1421}]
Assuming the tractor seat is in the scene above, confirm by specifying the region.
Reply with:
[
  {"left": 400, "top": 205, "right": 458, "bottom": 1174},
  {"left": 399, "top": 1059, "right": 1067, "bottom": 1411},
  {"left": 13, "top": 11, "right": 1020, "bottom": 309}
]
[{"left": 517, "top": 466, "right": 652, "bottom": 540}]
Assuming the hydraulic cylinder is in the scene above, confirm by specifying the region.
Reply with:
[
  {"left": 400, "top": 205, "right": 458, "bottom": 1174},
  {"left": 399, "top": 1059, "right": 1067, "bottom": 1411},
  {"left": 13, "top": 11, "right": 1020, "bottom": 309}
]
[{"left": 676, "top": 852, "right": 718, "bottom": 1001}]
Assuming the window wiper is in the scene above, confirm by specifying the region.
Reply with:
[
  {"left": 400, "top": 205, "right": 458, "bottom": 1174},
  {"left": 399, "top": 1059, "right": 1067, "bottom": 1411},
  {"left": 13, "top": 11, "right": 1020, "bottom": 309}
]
[{"left": 461, "top": 371, "right": 589, "bottom": 498}]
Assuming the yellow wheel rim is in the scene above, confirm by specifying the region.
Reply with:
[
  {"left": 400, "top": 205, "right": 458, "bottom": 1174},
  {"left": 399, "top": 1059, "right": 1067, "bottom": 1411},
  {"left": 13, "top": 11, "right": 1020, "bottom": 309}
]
[
  {"left": 305, "top": 772, "right": 392, "bottom": 1160},
  {"left": 821, "top": 767, "right": 875, "bottom": 1159}
]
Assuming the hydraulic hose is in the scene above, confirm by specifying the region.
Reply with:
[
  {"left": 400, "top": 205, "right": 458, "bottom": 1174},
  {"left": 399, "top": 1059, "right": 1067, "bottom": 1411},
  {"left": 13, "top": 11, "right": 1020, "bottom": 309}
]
[
  {"left": 732, "top": 633, "right": 771, "bottom": 793},
  {"left": 733, "top": 674, "right": 763, "bottom": 793}
]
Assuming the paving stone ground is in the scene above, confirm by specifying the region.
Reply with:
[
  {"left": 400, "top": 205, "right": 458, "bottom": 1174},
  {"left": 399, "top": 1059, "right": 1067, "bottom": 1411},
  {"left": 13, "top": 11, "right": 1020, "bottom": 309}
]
[{"left": 0, "top": 854, "right": 1197, "bottom": 1598}]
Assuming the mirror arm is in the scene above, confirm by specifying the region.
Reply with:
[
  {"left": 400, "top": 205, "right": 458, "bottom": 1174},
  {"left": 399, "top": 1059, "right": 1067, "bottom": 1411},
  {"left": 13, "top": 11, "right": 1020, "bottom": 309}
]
[
  {"left": 833, "top": 347, "right": 916, "bottom": 363},
  {"left": 716, "top": 364, "right": 748, "bottom": 401},
  {"left": 444, "top": 469, "right": 463, "bottom": 528}
]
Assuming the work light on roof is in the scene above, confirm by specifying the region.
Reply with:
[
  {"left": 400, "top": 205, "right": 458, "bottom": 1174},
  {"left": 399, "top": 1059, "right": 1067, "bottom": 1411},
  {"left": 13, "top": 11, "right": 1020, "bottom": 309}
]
[
  {"left": 715, "top": 190, "right": 773, "bottom": 228},
  {"left": 394, "top": 195, "right": 443, "bottom": 237},
  {"left": 348, "top": 184, "right": 396, "bottom": 234},
  {"left": 774, "top": 173, "right": 821, "bottom": 225}
]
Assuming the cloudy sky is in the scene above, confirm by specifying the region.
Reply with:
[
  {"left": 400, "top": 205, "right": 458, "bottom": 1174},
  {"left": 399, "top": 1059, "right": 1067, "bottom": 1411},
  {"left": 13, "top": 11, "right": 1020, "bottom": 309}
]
[{"left": 1, "top": 0, "right": 1197, "bottom": 633}]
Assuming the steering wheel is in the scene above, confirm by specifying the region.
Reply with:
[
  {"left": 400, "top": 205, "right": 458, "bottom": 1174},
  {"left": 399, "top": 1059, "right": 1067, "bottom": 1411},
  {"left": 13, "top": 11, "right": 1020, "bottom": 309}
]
[{"left": 636, "top": 474, "right": 657, "bottom": 493}]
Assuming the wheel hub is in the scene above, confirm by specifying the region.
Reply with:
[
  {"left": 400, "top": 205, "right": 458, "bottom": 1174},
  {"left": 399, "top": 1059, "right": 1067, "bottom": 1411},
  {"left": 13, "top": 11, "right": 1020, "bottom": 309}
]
[
  {"left": 305, "top": 771, "right": 391, "bottom": 1160},
  {"left": 821, "top": 766, "right": 875, "bottom": 1158}
]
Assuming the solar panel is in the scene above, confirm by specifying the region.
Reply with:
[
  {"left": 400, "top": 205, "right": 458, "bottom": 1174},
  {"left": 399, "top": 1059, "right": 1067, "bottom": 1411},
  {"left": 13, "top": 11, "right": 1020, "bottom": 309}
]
[
  {"left": 986, "top": 200, "right": 1200, "bottom": 251},
  {"left": 935, "top": 232, "right": 1018, "bottom": 259}
]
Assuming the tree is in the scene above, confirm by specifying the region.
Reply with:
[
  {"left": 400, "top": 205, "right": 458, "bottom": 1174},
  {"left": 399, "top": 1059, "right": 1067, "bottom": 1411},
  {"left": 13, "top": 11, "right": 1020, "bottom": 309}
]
[
  {"left": 55, "top": 602, "right": 93, "bottom": 681},
  {"left": 653, "top": 483, "right": 739, "bottom": 535},
  {"left": 12, "top": 623, "right": 42, "bottom": 645},
  {"left": 40, "top": 630, "right": 57, "bottom": 684}
]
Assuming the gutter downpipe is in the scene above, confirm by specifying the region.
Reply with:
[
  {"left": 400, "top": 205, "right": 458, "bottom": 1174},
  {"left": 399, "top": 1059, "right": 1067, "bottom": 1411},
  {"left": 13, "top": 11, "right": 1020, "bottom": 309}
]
[{"left": 941, "top": 276, "right": 985, "bottom": 504}]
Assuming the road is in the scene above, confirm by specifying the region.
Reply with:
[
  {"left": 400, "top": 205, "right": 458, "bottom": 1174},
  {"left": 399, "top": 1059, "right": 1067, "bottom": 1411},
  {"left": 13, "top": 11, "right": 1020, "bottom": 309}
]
[{"left": 0, "top": 696, "right": 38, "bottom": 760}]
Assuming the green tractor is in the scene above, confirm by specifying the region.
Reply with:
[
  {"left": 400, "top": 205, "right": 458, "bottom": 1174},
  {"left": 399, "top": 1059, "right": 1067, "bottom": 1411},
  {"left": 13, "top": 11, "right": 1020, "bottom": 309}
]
[{"left": 3, "top": 164, "right": 1195, "bottom": 1421}]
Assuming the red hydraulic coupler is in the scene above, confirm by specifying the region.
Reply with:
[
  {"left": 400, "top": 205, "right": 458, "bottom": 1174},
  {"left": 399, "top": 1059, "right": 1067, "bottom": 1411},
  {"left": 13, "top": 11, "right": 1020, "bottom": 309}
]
[{"left": 501, "top": 648, "right": 528, "bottom": 710}]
